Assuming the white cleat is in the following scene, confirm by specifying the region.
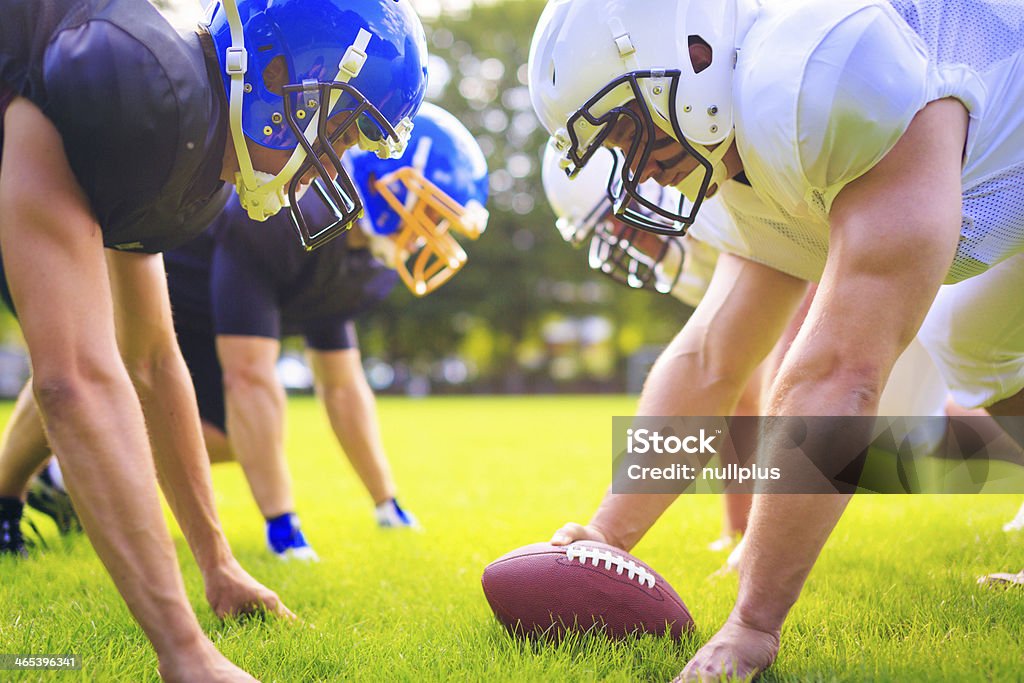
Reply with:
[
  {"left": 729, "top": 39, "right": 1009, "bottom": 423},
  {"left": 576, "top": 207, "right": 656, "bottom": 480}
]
[
  {"left": 1002, "top": 502, "right": 1024, "bottom": 532},
  {"left": 375, "top": 498, "right": 421, "bottom": 530}
]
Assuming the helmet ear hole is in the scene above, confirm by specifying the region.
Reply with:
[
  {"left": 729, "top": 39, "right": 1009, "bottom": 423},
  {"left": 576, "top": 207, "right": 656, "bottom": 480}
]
[
  {"left": 687, "top": 35, "right": 713, "bottom": 74},
  {"left": 262, "top": 55, "right": 288, "bottom": 96}
]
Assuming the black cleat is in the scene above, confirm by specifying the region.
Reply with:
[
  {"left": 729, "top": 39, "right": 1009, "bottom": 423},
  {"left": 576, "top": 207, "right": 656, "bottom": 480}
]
[
  {"left": 0, "top": 498, "right": 28, "bottom": 557},
  {"left": 26, "top": 469, "right": 81, "bottom": 535}
]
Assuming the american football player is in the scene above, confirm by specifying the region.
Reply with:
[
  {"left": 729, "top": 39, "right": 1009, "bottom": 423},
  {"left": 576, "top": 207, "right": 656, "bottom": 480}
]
[
  {"left": 0, "top": 0, "right": 426, "bottom": 677},
  {"left": 540, "top": 141, "right": 967, "bottom": 558},
  {"left": 530, "top": 0, "right": 1024, "bottom": 674}
]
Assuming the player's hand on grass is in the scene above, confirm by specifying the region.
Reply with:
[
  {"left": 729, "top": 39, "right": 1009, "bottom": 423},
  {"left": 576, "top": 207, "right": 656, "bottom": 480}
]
[
  {"left": 550, "top": 522, "right": 611, "bottom": 547},
  {"left": 203, "top": 559, "right": 296, "bottom": 621},
  {"left": 159, "top": 640, "right": 260, "bottom": 683},
  {"left": 676, "top": 617, "right": 780, "bottom": 682}
]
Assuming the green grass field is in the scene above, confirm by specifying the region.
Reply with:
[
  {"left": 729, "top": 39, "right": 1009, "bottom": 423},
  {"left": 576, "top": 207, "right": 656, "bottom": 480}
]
[{"left": 1, "top": 395, "right": 1023, "bottom": 681}]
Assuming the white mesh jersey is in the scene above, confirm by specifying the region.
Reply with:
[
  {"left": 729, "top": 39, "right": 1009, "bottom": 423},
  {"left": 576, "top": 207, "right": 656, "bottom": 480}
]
[
  {"left": 669, "top": 186, "right": 817, "bottom": 305},
  {"left": 690, "top": 179, "right": 828, "bottom": 283},
  {"left": 669, "top": 199, "right": 731, "bottom": 307},
  {"left": 732, "top": 0, "right": 1024, "bottom": 284}
]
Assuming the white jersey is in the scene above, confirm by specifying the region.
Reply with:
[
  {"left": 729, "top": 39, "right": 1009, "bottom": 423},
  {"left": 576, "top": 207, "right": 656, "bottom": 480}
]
[
  {"left": 733, "top": 0, "right": 1024, "bottom": 283},
  {"left": 690, "top": 179, "right": 827, "bottom": 283},
  {"left": 669, "top": 201, "right": 730, "bottom": 307},
  {"left": 670, "top": 186, "right": 815, "bottom": 305}
]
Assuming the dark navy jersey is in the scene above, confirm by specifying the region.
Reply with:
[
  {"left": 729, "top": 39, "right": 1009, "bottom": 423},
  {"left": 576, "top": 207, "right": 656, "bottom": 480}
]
[
  {"left": 0, "top": 0, "right": 229, "bottom": 253},
  {"left": 165, "top": 191, "right": 399, "bottom": 341}
]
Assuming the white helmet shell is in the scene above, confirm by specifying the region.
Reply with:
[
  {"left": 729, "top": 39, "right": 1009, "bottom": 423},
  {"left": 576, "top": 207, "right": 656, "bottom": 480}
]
[
  {"left": 542, "top": 143, "right": 616, "bottom": 245},
  {"left": 528, "top": 0, "right": 747, "bottom": 148}
]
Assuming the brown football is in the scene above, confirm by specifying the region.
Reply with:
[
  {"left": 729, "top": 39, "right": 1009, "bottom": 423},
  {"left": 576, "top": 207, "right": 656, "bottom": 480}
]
[{"left": 481, "top": 541, "right": 694, "bottom": 640}]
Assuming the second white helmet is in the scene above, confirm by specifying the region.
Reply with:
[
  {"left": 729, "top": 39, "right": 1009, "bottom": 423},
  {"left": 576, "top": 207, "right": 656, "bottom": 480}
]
[{"left": 528, "top": 0, "right": 756, "bottom": 234}]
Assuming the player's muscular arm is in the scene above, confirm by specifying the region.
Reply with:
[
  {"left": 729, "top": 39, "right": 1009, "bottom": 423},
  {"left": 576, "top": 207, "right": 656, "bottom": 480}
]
[
  {"left": 725, "top": 97, "right": 969, "bottom": 643},
  {"left": 555, "top": 253, "right": 806, "bottom": 551},
  {"left": 767, "top": 98, "right": 968, "bottom": 419},
  {"left": 107, "top": 253, "right": 292, "bottom": 620},
  {"left": 680, "top": 100, "right": 969, "bottom": 683},
  {"left": 0, "top": 96, "right": 215, "bottom": 666}
]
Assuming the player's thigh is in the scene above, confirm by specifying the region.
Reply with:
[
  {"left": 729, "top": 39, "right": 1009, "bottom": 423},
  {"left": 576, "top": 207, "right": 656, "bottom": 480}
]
[
  {"left": 917, "top": 254, "right": 1024, "bottom": 409},
  {"left": 0, "top": 97, "right": 118, "bottom": 375},
  {"left": 210, "top": 242, "right": 281, "bottom": 340}
]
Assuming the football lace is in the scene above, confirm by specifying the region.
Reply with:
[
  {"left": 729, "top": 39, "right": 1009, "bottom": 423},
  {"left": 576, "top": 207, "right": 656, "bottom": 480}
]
[{"left": 564, "top": 545, "right": 656, "bottom": 588}]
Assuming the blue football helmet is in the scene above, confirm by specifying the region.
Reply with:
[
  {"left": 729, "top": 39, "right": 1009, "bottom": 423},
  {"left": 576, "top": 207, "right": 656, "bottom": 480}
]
[
  {"left": 204, "top": 0, "right": 428, "bottom": 250},
  {"left": 542, "top": 141, "right": 684, "bottom": 295},
  {"left": 346, "top": 103, "right": 490, "bottom": 296}
]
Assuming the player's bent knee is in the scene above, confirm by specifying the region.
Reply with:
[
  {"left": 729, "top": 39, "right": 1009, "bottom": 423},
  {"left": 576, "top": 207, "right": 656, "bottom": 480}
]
[
  {"left": 30, "top": 369, "right": 120, "bottom": 421},
  {"left": 221, "top": 363, "right": 282, "bottom": 398}
]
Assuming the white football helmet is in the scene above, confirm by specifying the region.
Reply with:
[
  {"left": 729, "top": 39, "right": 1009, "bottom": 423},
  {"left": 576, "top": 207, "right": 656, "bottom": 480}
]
[
  {"left": 542, "top": 140, "right": 614, "bottom": 246},
  {"left": 542, "top": 141, "right": 685, "bottom": 294},
  {"left": 528, "top": 0, "right": 757, "bottom": 235}
]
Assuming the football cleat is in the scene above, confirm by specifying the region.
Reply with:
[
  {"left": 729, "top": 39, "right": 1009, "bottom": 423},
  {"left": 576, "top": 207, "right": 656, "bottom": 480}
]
[
  {"left": 0, "top": 498, "right": 29, "bottom": 557},
  {"left": 266, "top": 512, "right": 319, "bottom": 562},
  {"left": 26, "top": 462, "right": 81, "bottom": 535},
  {"left": 1002, "top": 502, "right": 1024, "bottom": 532},
  {"left": 375, "top": 498, "right": 420, "bottom": 529},
  {"left": 977, "top": 570, "right": 1024, "bottom": 589},
  {"left": 707, "top": 532, "right": 740, "bottom": 553}
]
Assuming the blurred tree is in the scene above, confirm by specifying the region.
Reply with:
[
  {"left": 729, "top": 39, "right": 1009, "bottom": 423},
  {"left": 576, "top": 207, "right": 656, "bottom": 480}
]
[{"left": 359, "top": 0, "right": 690, "bottom": 392}]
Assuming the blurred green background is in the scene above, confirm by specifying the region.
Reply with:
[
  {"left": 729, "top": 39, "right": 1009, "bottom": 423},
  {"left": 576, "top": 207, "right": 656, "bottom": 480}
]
[
  {"left": 0, "top": 0, "right": 695, "bottom": 397},
  {"left": 356, "top": 0, "right": 689, "bottom": 395}
]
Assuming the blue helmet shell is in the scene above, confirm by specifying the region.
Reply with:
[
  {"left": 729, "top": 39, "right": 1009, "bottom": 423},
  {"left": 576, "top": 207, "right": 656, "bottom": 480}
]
[
  {"left": 204, "top": 0, "right": 428, "bottom": 151},
  {"left": 347, "top": 102, "right": 489, "bottom": 236}
]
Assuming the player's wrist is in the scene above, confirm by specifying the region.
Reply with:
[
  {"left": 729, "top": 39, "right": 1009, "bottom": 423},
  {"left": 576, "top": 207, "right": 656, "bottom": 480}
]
[
  {"left": 586, "top": 521, "right": 623, "bottom": 550},
  {"left": 193, "top": 532, "right": 236, "bottom": 577},
  {"left": 729, "top": 600, "right": 787, "bottom": 638}
]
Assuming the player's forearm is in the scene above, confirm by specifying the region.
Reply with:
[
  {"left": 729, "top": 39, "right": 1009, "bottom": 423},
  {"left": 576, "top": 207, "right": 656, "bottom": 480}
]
[
  {"left": 129, "top": 352, "right": 233, "bottom": 574},
  {"left": 34, "top": 369, "right": 207, "bottom": 656},
  {"left": 596, "top": 343, "right": 751, "bottom": 550},
  {"left": 588, "top": 489, "right": 679, "bottom": 551},
  {"left": 757, "top": 337, "right": 890, "bottom": 497},
  {"left": 730, "top": 349, "right": 869, "bottom": 629},
  {"left": 321, "top": 381, "right": 395, "bottom": 504}
]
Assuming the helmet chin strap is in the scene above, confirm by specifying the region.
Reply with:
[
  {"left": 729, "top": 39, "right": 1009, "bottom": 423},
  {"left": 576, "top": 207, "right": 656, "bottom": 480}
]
[
  {"left": 220, "top": 0, "right": 371, "bottom": 221},
  {"left": 673, "top": 130, "right": 734, "bottom": 203}
]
